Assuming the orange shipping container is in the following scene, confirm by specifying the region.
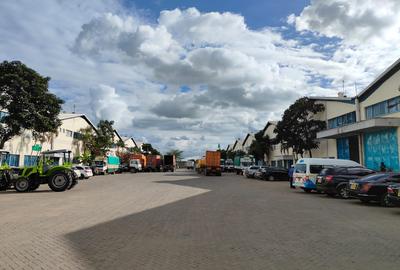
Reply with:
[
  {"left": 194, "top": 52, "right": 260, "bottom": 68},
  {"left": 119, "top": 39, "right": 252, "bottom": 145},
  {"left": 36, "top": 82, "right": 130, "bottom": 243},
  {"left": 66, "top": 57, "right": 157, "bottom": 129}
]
[
  {"left": 205, "top": 151, "right": 221, "bottom": 167},
  {"left": 146, "top": 155, "right": 162, "bottom": 169}
]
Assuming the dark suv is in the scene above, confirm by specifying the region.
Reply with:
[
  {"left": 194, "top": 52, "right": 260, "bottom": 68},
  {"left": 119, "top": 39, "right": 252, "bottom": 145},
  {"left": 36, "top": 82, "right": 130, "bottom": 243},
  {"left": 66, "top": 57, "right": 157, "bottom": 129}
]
[{"left": 316, "top": 167, "right": 375, "bottom": 199}]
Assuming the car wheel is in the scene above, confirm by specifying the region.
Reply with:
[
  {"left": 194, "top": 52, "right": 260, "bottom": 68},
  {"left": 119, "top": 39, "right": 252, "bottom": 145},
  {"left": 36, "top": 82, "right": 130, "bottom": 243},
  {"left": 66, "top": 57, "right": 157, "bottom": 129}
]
[
  {"left": 14, "top": 178, "right": 30, "bottom": 192},
  {"left": 380, "top": 193, "right": 393, "bottom": 207},
  {"left": 268, "top": 175, "right": 274, "bottom": 181},
  {"left": 337, "top": 185, "right": 349, "bottom": 199}
]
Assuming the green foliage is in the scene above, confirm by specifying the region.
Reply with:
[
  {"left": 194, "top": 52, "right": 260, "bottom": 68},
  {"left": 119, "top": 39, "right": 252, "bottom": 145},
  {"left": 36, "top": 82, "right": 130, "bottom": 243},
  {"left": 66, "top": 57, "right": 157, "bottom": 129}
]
[
  {"left": 0, "top": 61, "right": 63, "bottom": 148},
  {"left": 78, "top": 150, "right": 92, "bottom": 165},
  {"left": 79, "top": 120, "right": 118, "bottom": 158},
  {"left": 166, "top": 149, "right": 183, "bottom": 161},
  {"left": 127, "top": 146, "right": 141, "bottom": 154},
  {"left": 248, "top": 131, "right": 273, "bottom": 162},
  {"left": 218, "top": 149, "right": 227, "bottom": 160},
  {"left": 274, "top": 97, "right": 326, "bottom": 158},
  {"left": 142, "top": 143, "right": 160, "bottom": 155}
]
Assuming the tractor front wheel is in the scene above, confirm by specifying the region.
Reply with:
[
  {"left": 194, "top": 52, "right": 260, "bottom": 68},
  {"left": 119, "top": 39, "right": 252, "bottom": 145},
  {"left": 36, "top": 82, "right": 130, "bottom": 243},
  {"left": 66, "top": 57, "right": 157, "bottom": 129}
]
[
  {"left": 48, "top": 172, "right": 70, "bottom": 192},
  {"left": 15, "top": 178, "right": 30, "bottom": 192},
  {"left": 29, "top": 181, "right": 41, "bottom": 191}
]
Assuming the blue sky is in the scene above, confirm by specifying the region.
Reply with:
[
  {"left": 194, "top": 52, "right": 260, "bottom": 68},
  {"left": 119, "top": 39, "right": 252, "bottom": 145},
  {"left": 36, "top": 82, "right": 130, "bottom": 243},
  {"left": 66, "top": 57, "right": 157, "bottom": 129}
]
[
  {"left": 1, "top": 0, "right": 400, "bottom": 158},
  {"left": 124, "top": 0, "right": 309, "bottom": 29}
]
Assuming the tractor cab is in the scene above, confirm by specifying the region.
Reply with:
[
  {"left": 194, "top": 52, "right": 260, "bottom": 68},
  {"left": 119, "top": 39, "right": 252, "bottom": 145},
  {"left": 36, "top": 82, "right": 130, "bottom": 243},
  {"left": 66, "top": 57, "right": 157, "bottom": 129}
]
[
  {"left": 0, "top": 150, "right": 11, "bottom": 191},
  {"left": 0, "top": 150, "right": 10, "bottom": 169},
  {"left": 40, "top": 149, "right": 72, "bottom": 173}
]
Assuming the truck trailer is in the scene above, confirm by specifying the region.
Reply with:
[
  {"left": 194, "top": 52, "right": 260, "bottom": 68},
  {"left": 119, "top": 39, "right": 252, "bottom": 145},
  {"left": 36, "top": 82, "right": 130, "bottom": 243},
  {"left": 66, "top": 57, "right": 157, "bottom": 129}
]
[
  {"left": 163, "top": 155, "right": 176, "bottom": 172},
  {"left": 146, "top": 155, "right": 162, "bottom": 172},
  {"left": 204, "top": 151, "right": 221, "bottom": 176}
]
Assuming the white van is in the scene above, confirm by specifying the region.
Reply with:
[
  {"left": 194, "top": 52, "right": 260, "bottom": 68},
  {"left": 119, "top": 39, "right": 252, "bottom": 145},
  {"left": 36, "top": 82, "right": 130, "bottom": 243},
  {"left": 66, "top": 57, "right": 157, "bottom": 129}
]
[{"left": 293, "top": 158, "right": 362, "bottom": 192}]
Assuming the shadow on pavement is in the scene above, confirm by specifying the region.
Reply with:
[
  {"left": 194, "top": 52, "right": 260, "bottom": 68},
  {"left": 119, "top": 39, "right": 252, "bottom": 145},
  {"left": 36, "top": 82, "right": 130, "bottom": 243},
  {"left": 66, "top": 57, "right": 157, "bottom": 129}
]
[{"left": 65, "top": 176, "right": 298, "bottom": 270}]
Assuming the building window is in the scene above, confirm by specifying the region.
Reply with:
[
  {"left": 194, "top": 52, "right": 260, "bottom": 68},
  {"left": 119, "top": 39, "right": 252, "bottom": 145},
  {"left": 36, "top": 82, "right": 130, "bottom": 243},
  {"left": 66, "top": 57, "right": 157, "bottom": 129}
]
[
  {"left": 66, "top": 130, "right": 73, "bottom": 137},
  {"left": 7, "top": 154, "right": 20, "bottom": 167},
  {"left": 24, "top": 155, "right": 38, "bottom": 166},
  {"left": 73, "top": 132, "right": 82, "bottom": 139},
  {"left": 328, "top": 111, "right": 356, "bottom": 129},
  {"left": 365, "top": 96, "right": 400, "bottom": 119}
]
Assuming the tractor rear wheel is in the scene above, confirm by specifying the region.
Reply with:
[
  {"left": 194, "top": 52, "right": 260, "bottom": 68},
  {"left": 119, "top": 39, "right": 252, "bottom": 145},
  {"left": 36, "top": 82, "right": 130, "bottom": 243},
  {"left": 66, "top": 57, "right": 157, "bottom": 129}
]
[
  {"left": 48, "top": 172, "right": 70, "bottom": 192},
  {"left": 15, "top": 178, "right": 30, "bottom": 192}
]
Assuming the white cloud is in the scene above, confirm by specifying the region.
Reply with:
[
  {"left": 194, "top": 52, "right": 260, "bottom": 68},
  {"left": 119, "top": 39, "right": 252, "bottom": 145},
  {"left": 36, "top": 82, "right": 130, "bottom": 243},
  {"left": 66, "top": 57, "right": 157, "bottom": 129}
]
[
  {"left": 2, "top": 1, "right": 400, "bottom": 158},
  {"left": 89, "top": 84, "right": 134, "bottom": 129}
]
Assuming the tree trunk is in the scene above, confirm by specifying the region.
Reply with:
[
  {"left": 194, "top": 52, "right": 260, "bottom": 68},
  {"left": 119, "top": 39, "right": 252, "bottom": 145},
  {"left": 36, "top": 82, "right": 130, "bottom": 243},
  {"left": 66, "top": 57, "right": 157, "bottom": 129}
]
[
  {"left": 308, "top": 150, "right": 312, "bottom": 158},
  {"left": 0, "top": 137, "right": 8, "bottom": 149}
]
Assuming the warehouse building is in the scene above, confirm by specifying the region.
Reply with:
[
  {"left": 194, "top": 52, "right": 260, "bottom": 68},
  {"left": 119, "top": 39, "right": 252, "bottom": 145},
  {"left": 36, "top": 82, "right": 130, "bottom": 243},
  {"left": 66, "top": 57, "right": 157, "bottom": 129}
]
[
  {"left": 317, "top": 58, "right": 400, "bottom": 171},
  {"left": 2, "top": 113, "right": 97, "bottom": 166}
]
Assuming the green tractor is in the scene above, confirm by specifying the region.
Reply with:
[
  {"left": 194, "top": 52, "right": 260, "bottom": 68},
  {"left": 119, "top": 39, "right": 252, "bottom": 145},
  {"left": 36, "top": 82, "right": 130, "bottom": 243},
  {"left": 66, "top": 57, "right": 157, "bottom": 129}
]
[
  {"left": 13, "top": 149, "right": 78, "bottom": 192},
  {"left": 0, "top": 150, "right": 13, "bottom": 191}
]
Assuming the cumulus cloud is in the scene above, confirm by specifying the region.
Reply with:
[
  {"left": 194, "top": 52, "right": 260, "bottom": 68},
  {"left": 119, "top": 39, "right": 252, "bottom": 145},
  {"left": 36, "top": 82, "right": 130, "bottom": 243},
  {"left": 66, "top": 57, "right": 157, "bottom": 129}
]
[
  {"left": 89, "top": 84, "right": 134, "bottom": 129},
  {"left": 289, "top": 0, "right": 400, "bottom": 43}
]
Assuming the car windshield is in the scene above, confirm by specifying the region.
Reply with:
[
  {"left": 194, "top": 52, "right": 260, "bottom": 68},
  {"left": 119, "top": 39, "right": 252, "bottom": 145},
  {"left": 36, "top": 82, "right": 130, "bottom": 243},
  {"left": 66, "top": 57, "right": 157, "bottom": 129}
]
[
  {"left": 95, "top": 161, "right": 104, "bottom": 167},
  {"left": 295, "top": 164, "right": 306, "bottom": 173}
]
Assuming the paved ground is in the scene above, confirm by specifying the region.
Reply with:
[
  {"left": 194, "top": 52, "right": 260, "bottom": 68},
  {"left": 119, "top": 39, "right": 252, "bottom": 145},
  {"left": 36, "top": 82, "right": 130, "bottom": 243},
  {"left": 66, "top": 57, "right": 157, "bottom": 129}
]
[{"left": 1, "top": 170, "right": 400, "bottom": 270}]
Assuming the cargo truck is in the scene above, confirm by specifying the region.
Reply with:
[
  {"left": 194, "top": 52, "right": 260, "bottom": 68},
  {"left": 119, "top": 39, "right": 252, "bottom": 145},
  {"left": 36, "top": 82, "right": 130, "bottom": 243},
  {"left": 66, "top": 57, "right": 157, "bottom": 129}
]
[
  {"left": 234, "top": 155, "right": 255, "bottom": 175},
  {"left": 196, "top": 158, "right": 205, "bottom": 174},
  {"left": 92, "top": 155, "right": 120, "bottom": 175},
  {"left": 129, "top": 154, "right": 146, "bottom": 173},
  {"left": 204, "top": 151, "right": 221, "bottom": 176},
  {"left": 163, "top": 155, "right": 176, "bottom": 172},
  {"left": 146, "top": 155, "right": 162, "bottom": 172}
]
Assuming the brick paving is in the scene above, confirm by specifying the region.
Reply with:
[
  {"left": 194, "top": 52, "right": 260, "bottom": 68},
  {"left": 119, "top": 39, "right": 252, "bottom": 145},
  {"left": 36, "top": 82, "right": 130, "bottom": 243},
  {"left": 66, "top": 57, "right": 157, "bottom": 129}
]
[{"left": 1, "top": 170, "right": 400, "bottom": 269}]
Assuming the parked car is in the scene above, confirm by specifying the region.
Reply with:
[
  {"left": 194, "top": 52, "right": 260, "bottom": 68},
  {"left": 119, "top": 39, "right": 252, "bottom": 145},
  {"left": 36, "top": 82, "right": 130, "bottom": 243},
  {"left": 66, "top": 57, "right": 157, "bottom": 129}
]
[
  {"left": 256, "top": 166, "right": 289, "bottom": 181},
  {"left": 293, "top": 158, "right": 362, "bottom": 193},
  {"left": 244, "top": 166, "right": 260, "bottom": 178},
  {"left": 72, "top": 165, "right": 93, "bottom": 179},
  {"left": 387, "top": 183, "right": 400, "bottom": 206},
  {"left": 347, "top": 173, "right": 400, "bottom": 206},
  {"left": 316, "top": 167, "right": 375, "bottom": 198}
]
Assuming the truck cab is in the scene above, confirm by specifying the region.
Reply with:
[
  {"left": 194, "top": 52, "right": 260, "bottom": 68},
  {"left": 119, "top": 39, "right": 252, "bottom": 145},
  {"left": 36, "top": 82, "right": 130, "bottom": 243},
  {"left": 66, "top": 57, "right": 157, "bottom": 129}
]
[{"left": 129, "top": 159, "right": 142, "bottom": 173}]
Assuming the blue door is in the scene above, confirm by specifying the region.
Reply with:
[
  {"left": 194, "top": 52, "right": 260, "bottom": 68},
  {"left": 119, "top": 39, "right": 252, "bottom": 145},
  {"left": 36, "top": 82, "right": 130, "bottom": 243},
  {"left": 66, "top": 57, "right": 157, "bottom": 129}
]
[
  {"left": 337, "top": 138, "right": 350, "bottom": 160},
  {"left": 364, "top": 128, "right": 399, "bottom": 172}
]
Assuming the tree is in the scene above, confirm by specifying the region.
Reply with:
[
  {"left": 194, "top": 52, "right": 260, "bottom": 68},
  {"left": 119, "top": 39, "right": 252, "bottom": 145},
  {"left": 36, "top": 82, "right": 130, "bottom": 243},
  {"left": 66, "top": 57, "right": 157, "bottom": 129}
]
[
  {"left": 167, "top": 149, "right": 183, "bottom": 161},
  {"left": 0, "top": 61, "right": 63, "bottom": 148},
  {"left": 79, "top": 120, "right": 118, "bottom": 158},
  {"left": 127, "top": 146, "right": 141, "bottom": 154},
  {"left": 142, "top": 143, "right": 160, "bottom": 155},
  {"left": 248, "top": 131, "right": 273, "bottom": 163},
  {"left": 274, "top": 97, "right": 326, "bottom": 158}
]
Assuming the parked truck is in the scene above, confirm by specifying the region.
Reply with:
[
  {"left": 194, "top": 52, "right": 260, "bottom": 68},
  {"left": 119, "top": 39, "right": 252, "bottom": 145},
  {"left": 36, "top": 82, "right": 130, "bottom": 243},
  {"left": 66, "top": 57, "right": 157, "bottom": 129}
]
[
  {"left": 234, "top": 155, "right": 255, "bottom": 175},
  {"left": 196, "top": 158, "right": 206, "bottom": 174},
  {"left": 146, "top": 155, "right": 162, "bottom": 172},
  {"left": 204, "top": 151, "right": 221, "bottom": 176},
  {"left": 163, "top": 155, "right": 176, "bottom": 172},
  {"left": 129, "top": 154, "right": 146, "bottom": 173},
  {"left": 92, "top": 155, "right": 120, "bottom": 175}
]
